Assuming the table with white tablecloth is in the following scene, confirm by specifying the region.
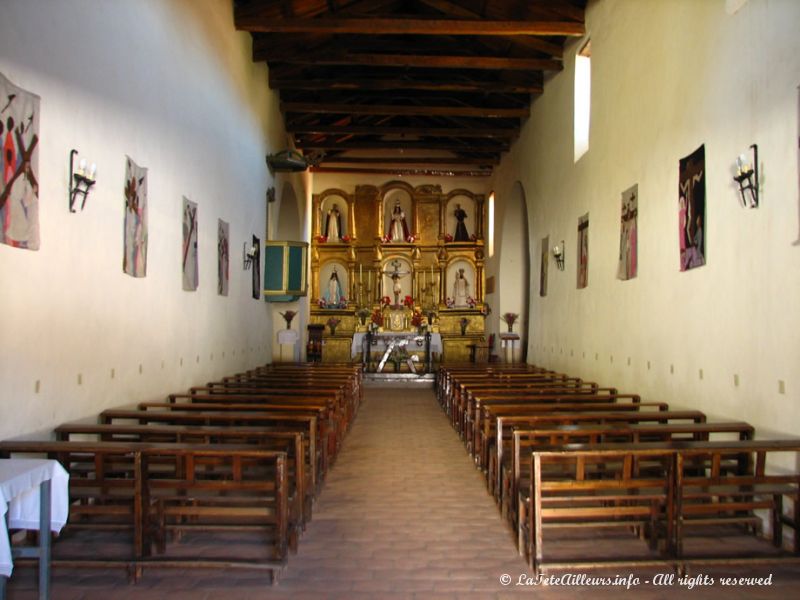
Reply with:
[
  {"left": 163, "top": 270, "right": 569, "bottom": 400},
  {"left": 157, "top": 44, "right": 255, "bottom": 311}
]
[{"left": 1, "top": 458, "right": 69, "bottom": 600}]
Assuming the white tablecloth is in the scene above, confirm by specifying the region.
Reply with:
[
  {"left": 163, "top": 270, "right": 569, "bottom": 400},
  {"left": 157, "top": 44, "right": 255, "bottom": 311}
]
[
  {"left": 0, "top": 459, "right": 69, "bottom": 577},
  {"left": 351, "top": 332, "right": 442, "bottom": 358}
]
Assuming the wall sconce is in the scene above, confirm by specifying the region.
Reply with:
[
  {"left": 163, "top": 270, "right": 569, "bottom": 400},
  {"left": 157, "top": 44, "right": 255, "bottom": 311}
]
[
  {"left": 552, "top": 240, "right": 565, "bottom": 271},
  {"left": 733, "top": 144, "right": 759, "bottom": 208},
  {"left": 243, "top": 242, "right": 258, "bottom": 270},
  {"left": 69, "top": 149, "right": 97, "bottom": 212}
]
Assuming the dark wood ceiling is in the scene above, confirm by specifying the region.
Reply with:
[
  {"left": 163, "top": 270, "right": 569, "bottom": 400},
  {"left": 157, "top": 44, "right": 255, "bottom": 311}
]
[{"left": 234, "top": 0, "right": 587, "bottom": 176}]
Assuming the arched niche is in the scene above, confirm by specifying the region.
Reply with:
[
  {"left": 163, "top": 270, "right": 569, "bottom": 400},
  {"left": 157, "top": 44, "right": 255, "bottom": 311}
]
[
  {"left": 446, "top": 258, "right": 477, "bottom": 308},
  {"left": 313, "top": 188, "right": 355, "bottom": 242},
  {"left": 379, "top": 181, "right": 415, "bottom": 242},
  {"left": 276, "top": 183, "right": 302, "bottom": 240},
  {"left": 443, "top": 189, "right": 484, "bottom": 242},
  {"left": 496, "top": 181, "right": 530, "bottom": 360},
  {"left": 318, "top": 259, "right": 349, "bottom": 307}
]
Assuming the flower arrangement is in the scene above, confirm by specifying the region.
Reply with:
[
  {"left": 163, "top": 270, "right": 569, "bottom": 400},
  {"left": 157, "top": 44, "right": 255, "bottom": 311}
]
[
  {"left": 370, "top": 309, "right": 384, "bottom": 327},
  {"left": 336, "top": 297, "right": 348, "bottom": 309},
  {"left": 356, "top": 307, "right": 371, "bottom": 325},
  {"left": 410, "top": 310, "right": 424, "bottom": 328},
  {"left": 501, "top": 312, "right": 519, "bottom": 332},
  {"left": 444, "top": 233, "right": 453, "bottom": 243},
  {"left": 381, "top": 295, "right": 392, "bottom": 307},
  {"left": 481, "top": 303, "right": 491, "bottom": 316},
  {"left": 279, "top": 310, "right": 297, "bottom": 328},
  {"left": 326, "top": 316, "right": 341, "bottom": 334},
  {"left": 445, "top": 297, "right": 455, "bottom": 308},
  {"left": 466, "top": 296, "right": 476, "bottom": 309},
  {"left": 382, "top": 234, "right": 393, "bottom": 243},
  {"left": 403, "top": 295, "right": 414, "bottom": 308},
  {"left": 315, "top": 235, "right": 328, "bottom": 243},
  {"left": 340, "top": 234, "right": 351, "bottom": 243},
  {"left": 470, "top": 233, "right": 477, "bottom": 241},
  {"left": 405, "top": 233, "right": 417, "bottom": 243},
  {"left": 317, "top": 298, "right": 327, "bottom": 308}
]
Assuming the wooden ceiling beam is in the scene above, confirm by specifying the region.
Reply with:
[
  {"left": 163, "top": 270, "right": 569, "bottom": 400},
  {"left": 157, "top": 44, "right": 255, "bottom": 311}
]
[
  {"left": 270, "top": 75, "right": 543, "bottom": 94},
  {"left": 309, "top": 166, "right": 492, "bottom": 177},
  {"left": 262, "top": 50, "right": 561, "bottom": 71},
  {"left": 281, "top": 101, "right": 528, "bottom": 118},
  {"left": 289, "top": 124, "right": 516, "bottom": 138},
  {"left": 320, "top": 155, "right": 500, "bottom": 165},
  {"left": 295, "top": 139, "right": 509, "bottom": 151},
  {"left": 416, "top": 0, "right": 566, "bottom": 56},
  {"left": 236, "top": 16, "right": 585, "bottom": 37}
]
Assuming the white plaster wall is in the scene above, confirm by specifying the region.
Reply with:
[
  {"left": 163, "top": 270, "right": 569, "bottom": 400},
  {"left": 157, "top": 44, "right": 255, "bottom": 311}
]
[
  {"left": 0, "top": 0, "right": 293, "bottom": 439},
  {"left": 491, "top": 0, "right": 800, "bottom": 436}
]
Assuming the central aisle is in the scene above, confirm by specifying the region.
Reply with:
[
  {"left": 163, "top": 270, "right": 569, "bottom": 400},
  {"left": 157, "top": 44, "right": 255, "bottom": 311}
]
[{"left": 275, "top": 385, "right": 528, "bottom": 598}]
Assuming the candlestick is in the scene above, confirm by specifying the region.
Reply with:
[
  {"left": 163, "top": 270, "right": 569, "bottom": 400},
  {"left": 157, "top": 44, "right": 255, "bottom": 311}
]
[{"left": 359, "top": 264, "right": 363, "bottom": 284}]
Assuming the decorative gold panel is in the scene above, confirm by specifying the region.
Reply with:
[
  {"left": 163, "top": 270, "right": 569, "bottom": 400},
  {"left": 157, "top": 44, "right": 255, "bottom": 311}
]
[{"left": 417, "top": 202, "right": 441, "bottom": 244}]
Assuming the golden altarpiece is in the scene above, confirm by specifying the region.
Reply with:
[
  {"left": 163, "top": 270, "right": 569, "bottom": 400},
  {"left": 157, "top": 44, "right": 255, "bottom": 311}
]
[{"left": 309, "top": 181, "right": 487, "bottom": 370}]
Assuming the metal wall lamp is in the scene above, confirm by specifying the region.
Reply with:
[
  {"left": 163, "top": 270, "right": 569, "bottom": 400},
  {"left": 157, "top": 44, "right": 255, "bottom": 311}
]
[{"left": 69, "top": 149, "right": 96, "bottom": 212}]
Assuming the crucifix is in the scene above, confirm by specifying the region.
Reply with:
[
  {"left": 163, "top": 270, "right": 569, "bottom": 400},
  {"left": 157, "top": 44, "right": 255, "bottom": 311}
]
[{"left": 383, "top": 259, "right": 410, "bottom": 307}]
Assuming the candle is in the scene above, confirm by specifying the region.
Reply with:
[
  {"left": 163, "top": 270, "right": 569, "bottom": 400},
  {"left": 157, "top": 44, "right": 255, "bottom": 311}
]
[{"left": 88, "top": 163, "right": 97, "bottom": 179}]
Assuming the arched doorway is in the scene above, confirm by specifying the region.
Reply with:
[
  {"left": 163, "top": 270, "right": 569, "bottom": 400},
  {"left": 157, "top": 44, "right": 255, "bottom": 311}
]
[
  {"left": 275, "top": 183, "right": 302, "bottom": 241},
  {"left": 496, "top": 181, "right": 530, "bottom": 362}
]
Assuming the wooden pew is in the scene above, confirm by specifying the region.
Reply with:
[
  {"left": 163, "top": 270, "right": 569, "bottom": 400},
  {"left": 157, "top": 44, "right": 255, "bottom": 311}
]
[
  {"left": 99, "top": 409, "right": 325, "bottom": 489},
  {"left": 471, "top": 393, "right": 646, "bottom": 462},
  {"left": 526, "top": 440, "right": 800, "bottom": 575},
  {"left": 0, "top": 441, "right": 290, "bottom": 582},
  {"left": 54, "top": 422, "right": 311, "bottom": 531},
  {"left": 510, "top": 422, "right": 756, "bottom": 551}
]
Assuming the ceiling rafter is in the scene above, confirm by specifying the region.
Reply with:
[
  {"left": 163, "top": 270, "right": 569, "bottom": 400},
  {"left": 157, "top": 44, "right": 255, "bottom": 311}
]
[
  {"left": 236, "top": 16, "right": 585, "bottom": 37},
  {"left": 235, "top": 0, "right": 586, "bottom": 174},
  {"left": 281, "top": 102, "right": 528, "bottom": 118}
]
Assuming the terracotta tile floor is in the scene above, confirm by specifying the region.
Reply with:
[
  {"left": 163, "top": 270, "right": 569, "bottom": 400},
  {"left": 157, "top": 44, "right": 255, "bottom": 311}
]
[{"left": 6, "top": 385, "right": 800, "bottom": 599}]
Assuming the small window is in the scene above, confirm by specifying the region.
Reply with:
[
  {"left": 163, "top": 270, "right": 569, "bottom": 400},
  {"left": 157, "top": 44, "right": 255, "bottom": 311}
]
[
  {"left": 487, "top": 192, "right": 495, "bottom": 257},
  {"left": 574, "top": 40, "right": 591, "bottom": 162}
]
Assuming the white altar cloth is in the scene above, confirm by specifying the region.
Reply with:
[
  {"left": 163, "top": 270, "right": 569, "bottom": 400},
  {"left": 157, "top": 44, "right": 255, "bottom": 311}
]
[
  {"left": 0, "top": 459, "right": 69, "bottom": 577},
  {"left": 351, "top": 332, "right": 442, "bottom": 358}
]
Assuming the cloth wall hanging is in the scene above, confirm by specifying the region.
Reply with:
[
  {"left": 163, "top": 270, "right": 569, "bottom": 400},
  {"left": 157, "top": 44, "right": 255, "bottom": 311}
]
[
  {"left": 539, "top": 235, "right": 549, "bottom": 297},
  {"left": 577, "top": 214, "right": 589, "bottom": 289},
  {"left": 679, "top": 145, "right": 706, "bottom": 271},
  {"left": 123, "top": 156, "right": 148, "bottom": 277},
  {"left": 251, "top": 235, "right": 260, "bottom": 299},
  {"left": 218, "top": 219, "right": 229, "bottom": 296},
  {"left": 182, "top": 197, "right": 198, "bottom": 291},
  {"left": 0, "top": 72, "right": 40, "bottom": 250},
  {"left": 617, "top": 185, "right": 638, "bottom": 280}
]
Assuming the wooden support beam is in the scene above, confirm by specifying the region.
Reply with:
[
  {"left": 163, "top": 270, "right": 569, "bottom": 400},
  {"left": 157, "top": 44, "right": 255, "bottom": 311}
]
[
  {"left": 261, "top": 50, "right": 562, "bottom": 72},
  {"left": 320, "top": 155, "right": 501, "bottom": 166},
  {"left": 289, "top": 124, "right": 516, "bottom": 139},
  {"left": 295, "top": 139, "right": 508, "bottom": 152},
  {"left": 270, "top": 76, "right": 543, "bottom": 94},
  {"left": 281, "top": 101, "right": 528, "bottom": 118},
  {"left": 310, "top": 166, "right": 492, "bottom": 177},
  {"left": 236, "top": 17, "right": 585, "bottom": 37}
]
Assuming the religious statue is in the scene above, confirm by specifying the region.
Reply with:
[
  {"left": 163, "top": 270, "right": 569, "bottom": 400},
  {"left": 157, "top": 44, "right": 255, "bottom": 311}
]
[
  {"left": 325, "top": 268, "right": 343, "bottom": 306},
  {"left": 453, "top": 203, "right": 469, "bottom": 241},
  {"left": 452, "top": 268, "right": 470, "bottom": 308},
  {"left": 325, "top": 203, "right": 342, "bottom": 242},
  {"left": 387, "top": 199, "right": 410, "bottom": 242}
]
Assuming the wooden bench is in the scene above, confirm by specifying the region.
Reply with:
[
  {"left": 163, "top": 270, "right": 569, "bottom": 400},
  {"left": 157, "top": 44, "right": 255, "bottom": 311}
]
[
  {"left": 510, "top": 422, "right": 755, "bottom": 551},
  {"left": 99, "top": 409, "right": 326, "bottom": 489},
  {"left": 526, "top": 440, "right": 800, "bottom": 575},
  {"left": 0, "top": 441, "right": 290, "bottom": 583},
  {"left": 54, "top": 422, "right": 311, "bottom": 532}
]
